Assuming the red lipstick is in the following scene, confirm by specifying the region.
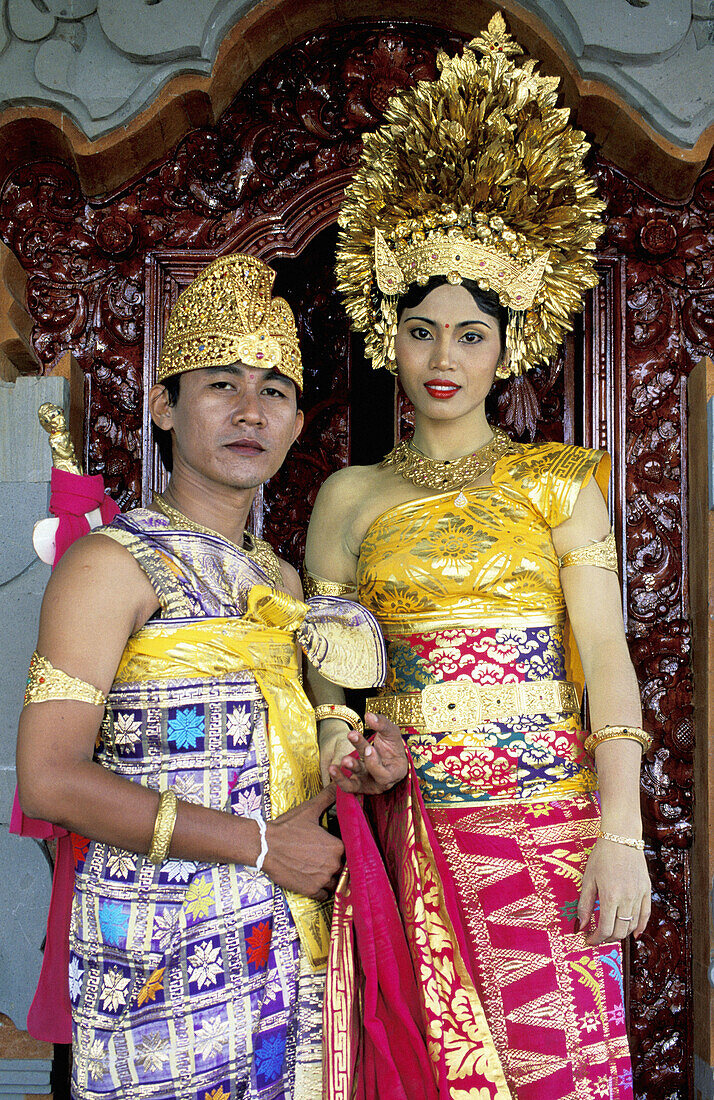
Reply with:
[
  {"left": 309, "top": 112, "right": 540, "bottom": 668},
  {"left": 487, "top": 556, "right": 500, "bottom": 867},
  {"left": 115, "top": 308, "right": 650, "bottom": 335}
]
[{"left": 424, "top": 380, "right": 460, "bottom": 399}]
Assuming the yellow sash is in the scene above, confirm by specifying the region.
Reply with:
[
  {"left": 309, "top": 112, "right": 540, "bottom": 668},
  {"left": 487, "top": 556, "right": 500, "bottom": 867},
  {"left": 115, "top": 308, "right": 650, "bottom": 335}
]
[{"left": 114, "top": 586, "right": 331, "bottom": 970}]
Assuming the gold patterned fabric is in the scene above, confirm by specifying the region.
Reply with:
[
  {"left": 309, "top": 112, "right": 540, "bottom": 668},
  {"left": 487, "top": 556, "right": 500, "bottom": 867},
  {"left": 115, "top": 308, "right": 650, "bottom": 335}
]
[
  {"left": 326, "top": 442, "right": 635, "bottom": 1098},
  {"left": 357, "top": 442, "right": 610, "bottom": 807},
  {"left": 359, "top": 443, "right": 609, "bottom": 645},
  {"left": 115, "top": 583, "right": 385, "bottom": 970},
  {"left": 158, "top": 253, "right": 302, "bottom": 391}
]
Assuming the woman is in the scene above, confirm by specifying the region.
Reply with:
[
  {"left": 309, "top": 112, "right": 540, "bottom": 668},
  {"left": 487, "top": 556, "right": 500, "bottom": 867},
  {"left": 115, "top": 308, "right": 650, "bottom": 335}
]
[{"left": 305, "top": 15, "right": 651, "bottom": 1100}]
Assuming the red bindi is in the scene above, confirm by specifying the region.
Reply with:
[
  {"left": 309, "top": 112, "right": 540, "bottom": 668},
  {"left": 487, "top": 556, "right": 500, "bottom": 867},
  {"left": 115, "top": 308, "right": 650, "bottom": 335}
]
[{"left": 444, "top": 323, "right": 450, "bottom": 329}]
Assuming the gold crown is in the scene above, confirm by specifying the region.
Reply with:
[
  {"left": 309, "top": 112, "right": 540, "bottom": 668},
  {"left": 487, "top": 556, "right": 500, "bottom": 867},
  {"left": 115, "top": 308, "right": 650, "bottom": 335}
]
[
  {"left": 336, "top": 12, "right": 604, "bottom": 377},
  {"left": 158, "top": 253, "right": 302, "bottom": 391},
  {"left": 374, "top": 229, "right": 549, "bottom": 309}
]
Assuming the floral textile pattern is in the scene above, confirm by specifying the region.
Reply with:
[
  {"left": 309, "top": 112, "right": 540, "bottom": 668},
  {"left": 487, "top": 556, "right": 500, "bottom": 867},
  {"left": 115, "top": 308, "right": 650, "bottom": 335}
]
[{"left": 69, "top": 511, "right": 329, "bottom": 1100}]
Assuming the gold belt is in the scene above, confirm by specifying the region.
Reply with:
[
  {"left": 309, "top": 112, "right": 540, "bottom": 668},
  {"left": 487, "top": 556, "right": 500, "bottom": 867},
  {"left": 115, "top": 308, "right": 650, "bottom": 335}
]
[{"left": 366, "top": 679, "right": 580, "bottom": 733}]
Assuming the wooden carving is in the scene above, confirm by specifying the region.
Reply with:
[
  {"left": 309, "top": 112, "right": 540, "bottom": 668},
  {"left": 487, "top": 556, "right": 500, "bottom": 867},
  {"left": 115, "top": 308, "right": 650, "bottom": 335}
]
[{"left": 0, "top": 22, "right": 709, "bottom": 1098}]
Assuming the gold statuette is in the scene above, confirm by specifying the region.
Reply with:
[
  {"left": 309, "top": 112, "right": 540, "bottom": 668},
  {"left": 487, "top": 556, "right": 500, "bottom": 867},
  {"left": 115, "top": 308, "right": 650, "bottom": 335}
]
[
  {"left": 148, "top": 790, "right": 179, "bottom": 865},
  {"left": 559, "top": 530, "right": 618, "bottom": 573},
  {"left": 24, "top": 652, "right": 106, "bottom": 708},
  {"left": 38, "top": 403, "right": 82, "bottom": 475}
]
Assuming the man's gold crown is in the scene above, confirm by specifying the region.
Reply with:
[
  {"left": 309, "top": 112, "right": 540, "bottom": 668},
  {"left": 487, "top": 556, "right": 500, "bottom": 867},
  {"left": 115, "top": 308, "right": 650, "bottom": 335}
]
[{"left": 158, "top": 254, "right": 302, "bottom": 391}]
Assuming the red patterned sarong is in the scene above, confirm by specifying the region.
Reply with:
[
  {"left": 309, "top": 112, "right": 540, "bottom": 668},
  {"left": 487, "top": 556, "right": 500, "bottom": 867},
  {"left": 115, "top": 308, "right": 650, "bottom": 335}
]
[{"left": 324, "top": 624, "right": 634, "bottom": 1100}]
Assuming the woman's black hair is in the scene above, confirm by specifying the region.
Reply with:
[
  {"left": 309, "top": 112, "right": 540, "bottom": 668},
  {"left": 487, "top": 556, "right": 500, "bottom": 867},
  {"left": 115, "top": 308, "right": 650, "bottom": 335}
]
[
  {"left": 396, "top": 276, "right": 508, "bottom": 352},
  {"left": 153, "top": 373, "right": 182, "bottom": 472}
]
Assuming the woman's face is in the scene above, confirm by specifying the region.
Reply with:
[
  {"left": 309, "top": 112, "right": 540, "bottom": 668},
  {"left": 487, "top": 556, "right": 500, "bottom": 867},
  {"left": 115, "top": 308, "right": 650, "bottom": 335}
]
[{"left": 395, "top": 284, "right": 504, "bottom": 421}]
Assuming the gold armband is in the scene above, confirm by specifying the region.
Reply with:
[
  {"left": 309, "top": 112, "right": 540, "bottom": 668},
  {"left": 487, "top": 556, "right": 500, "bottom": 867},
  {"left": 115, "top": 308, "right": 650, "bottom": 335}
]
[
  {"left": 302, "top": 571, "right": 356, "bottom": 598},
  {"left": 559, "top": 529, "right": 618, "bottom": 573},
  {"left": 148, "top": 790, "right": 178, "bottom": 865},
  {"left": 314, "top": 704, "right": 364, "bottom": 734},
  {"left": 24, "top": 652, "right": 106, "bottom": 708},
  {"left": 584, "top": 725, "right": 652, "bottom": 755}
]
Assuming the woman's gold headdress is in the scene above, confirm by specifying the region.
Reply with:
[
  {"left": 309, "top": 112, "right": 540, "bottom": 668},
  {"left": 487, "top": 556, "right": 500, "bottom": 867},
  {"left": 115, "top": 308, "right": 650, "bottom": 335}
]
[
  {"left": 336, "top": 12, "right": 604, "bottom": 377},
  {"left": 158, "top": 253, "right": 302, "bottom": 391}
]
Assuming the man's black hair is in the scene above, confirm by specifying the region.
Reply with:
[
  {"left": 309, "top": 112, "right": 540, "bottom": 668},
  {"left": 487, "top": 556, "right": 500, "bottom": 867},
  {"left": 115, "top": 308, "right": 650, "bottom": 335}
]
[{"left": 396, "top": 276, "right": 508, "bottom": 351}]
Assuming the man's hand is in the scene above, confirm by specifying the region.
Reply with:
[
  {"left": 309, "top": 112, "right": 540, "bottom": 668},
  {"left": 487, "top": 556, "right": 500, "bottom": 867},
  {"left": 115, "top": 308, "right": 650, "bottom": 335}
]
[
  {"left": 263, "top": 785, "right": 344, "bottom": 900},
  {"left": 329, "top": 712, "right": 408, "bottom": 795}
]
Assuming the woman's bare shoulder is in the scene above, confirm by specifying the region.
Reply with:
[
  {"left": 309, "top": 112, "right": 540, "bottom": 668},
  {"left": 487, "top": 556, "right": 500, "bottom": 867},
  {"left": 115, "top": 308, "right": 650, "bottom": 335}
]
[{"left": 312, "top": 463, "right": 386, "bottom": 518}]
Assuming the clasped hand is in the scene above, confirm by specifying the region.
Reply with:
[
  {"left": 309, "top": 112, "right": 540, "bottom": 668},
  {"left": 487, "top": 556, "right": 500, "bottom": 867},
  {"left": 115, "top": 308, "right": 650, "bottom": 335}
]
[
  {"left": 328, "top": 711, "right": 408, "bottom": 794},
  {"left": 578, "top": 837, "right": 651, "bottom": 944}
]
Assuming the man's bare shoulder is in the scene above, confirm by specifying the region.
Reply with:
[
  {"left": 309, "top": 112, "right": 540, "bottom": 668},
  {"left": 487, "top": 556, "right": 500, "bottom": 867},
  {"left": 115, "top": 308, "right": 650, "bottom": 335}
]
[
  {"left": 277, "top": 557, "right": 302, "bottom": 600},
  {"left": 43, "top": 532, "right": 159, "bottom": 631}
]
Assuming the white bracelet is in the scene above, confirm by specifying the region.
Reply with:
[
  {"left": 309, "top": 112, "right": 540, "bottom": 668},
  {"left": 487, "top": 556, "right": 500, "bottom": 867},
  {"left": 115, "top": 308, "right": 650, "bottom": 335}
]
[{"left": 247, "top": 813, "right": 269, "bottom": 873}]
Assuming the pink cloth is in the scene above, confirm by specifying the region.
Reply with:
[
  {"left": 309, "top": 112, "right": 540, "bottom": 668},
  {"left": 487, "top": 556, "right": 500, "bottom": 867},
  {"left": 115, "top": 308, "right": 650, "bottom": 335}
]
[
  {"left": 334, "top": 785, "right": 439, "bottom": 1100},
  {"left": 10, "top": 468, "right": 119, "bottom": 1042},
  {"left": 49, "top": 467, "right": 120, "bottom": 562}
]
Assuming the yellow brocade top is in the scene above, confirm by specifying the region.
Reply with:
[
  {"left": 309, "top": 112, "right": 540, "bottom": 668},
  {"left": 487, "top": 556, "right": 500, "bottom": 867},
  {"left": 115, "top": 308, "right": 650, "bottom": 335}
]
[
  {"left": 358, "top": 443, "right": 609, "bottom": 640},
  {"left": 357, "top": 443, "right": 610, "bottom": 807}
]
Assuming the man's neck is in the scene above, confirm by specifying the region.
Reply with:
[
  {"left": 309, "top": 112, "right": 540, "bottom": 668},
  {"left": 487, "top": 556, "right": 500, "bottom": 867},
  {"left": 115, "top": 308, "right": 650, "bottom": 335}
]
[{"left": 158, "top": 476, "right": 255, "bottom": 547}]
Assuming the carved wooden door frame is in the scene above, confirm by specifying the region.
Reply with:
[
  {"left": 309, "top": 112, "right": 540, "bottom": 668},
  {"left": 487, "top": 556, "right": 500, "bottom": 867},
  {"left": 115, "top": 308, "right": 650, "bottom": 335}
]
[{"left": 142, "top": 170, "right": 352, "bottom": 504}]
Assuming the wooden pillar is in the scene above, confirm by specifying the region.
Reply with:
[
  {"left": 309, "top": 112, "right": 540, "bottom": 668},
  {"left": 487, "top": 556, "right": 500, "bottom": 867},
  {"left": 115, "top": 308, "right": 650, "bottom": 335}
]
[{"left": 689, "top": 356, "right": 714, "bottom": 1099}]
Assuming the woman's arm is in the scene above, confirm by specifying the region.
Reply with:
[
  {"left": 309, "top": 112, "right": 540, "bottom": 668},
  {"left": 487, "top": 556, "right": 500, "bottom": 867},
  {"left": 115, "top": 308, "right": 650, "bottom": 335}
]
[
  {"left": 304, "top": 469, "right": 363, "bottom": 778},
  {"left": 553, "top": 477, "right": 651, "bottom": 944}
]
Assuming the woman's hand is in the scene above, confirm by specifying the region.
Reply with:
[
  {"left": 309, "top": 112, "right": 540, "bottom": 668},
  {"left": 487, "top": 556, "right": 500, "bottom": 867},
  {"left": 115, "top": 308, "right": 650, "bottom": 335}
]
[
  {"left": 577, "top": 837, "right": 651, "bottom": 944},
  {"left": 329, "top": 712, "right": 408, "bottom": 795}
]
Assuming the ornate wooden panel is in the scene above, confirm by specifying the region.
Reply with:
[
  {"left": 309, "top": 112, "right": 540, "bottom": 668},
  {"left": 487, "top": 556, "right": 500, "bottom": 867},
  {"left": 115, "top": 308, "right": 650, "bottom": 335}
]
[{"left": 1, "top": 21, "right": 711, "bottom": 1098}]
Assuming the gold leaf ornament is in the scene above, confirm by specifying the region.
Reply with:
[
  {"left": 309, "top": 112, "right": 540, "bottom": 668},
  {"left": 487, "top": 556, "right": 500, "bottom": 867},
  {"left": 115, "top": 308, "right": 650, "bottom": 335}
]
[{"left": 335, "top": 10, "right": 604, "bottom": 377}]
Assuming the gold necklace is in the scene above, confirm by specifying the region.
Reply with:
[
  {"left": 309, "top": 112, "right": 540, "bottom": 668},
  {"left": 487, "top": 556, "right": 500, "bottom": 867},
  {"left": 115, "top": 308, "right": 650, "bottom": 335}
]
[
  {"left": 153, "top": 493, "right": 284, "bottom": 589},
  {"left": 381, "top": 426, "right": 518, "bottom": 502}
]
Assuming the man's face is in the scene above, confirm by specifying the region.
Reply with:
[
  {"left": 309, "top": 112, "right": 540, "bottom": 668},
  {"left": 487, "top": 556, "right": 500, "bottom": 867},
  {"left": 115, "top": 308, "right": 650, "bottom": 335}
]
[{"left": 149, "top": 364, "right": 304, "bottom": 491}]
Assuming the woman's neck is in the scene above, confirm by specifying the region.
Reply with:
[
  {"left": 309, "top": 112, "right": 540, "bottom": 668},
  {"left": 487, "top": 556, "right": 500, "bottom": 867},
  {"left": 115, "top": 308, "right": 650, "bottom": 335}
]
[{"left": 410, "top": 410, "right": 493, "bottom": 461}]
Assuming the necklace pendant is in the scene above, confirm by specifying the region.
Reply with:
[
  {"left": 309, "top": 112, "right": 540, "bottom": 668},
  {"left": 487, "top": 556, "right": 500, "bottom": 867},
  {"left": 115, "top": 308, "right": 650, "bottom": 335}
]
[{"left": 454, "top": 489, "right": 467, "bottom": 508}]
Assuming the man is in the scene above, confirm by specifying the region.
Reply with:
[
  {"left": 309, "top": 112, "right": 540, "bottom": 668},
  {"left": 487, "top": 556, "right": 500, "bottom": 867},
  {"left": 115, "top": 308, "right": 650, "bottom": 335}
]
[{"left": 16, "top": 254, "right": 403, "bottom": 1100}]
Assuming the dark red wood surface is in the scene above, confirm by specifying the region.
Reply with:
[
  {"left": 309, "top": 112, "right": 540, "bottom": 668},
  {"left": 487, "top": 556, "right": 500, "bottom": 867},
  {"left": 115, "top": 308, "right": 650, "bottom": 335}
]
[{"left": 2, "top": 22, "right": 711, "bottom": 1097}]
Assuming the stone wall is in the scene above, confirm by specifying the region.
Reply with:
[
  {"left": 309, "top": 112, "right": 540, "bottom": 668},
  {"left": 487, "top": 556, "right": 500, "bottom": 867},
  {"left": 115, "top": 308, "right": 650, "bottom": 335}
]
[{"left": 0, "top": 374, "right": 70, "bottom": 1098}]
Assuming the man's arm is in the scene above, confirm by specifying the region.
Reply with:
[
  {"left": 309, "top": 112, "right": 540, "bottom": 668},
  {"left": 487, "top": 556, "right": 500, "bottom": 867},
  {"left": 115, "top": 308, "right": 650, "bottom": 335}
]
[{"left": 17, "top": 534, "right": 344, "bottom": 898}]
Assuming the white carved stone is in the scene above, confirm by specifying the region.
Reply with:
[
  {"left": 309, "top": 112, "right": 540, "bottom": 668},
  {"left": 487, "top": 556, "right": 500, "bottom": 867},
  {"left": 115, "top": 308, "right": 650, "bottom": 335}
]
[{"left": 0, "top": 2, "right": 710, "bottom": 158}]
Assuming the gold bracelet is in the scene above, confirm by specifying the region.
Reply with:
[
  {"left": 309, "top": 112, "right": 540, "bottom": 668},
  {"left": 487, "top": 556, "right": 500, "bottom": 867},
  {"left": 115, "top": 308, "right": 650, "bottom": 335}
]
[
  {"left": 24, "top": 652, "right": 106, "bottom": 708},
  {"left": 314, "top": 704, "right": 364, "bottom": 734},
  {"left": 597, "top": 829, "right": 645, "bottom": 852},
  {"left": 148, "top": 790, "right": 178, "bottom": 865},
  {"left": 583, "top": 725, "right": 652, "bottom": 755}
]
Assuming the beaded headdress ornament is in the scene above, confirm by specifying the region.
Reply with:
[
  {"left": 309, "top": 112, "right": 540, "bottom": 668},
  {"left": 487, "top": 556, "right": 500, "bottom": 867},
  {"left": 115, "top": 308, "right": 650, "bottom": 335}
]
[
  {"left": 158, "top": 253, "right": 302, "bottom": 391},
  {"left": 336, "top": 12, "right": 605, "bottom": 377}
]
